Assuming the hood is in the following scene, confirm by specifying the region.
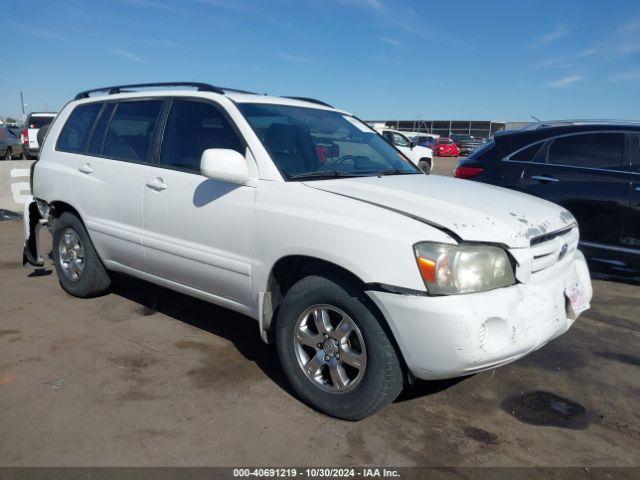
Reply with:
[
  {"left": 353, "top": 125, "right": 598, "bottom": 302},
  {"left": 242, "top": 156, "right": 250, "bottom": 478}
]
[
  {"left": 402, "top": 145, "right": 432, "bottom": 165},
  {"left": 304, "top": 175, "right": 576, "bottom": 248}
]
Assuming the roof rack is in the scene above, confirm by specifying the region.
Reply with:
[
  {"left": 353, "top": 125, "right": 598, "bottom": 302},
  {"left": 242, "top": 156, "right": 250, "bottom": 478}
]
[
  {"left": 74, "top": 82, "right": 227, "bottom": 100},
  {"left": 284, "top": 96, "right": 334, "bottom": 108}
]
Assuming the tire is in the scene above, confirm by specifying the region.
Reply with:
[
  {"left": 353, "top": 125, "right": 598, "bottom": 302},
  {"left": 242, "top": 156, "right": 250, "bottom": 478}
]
[
  {"left": 276, "top": 275, "right": 403, "bottom": 420},
  {"left": 23, "top": 151, "right": 32, "bottom": 160},
  {"left": 52, "top": 212, "right": 111, "bottom": 298},
  {"left": 418, "top": 158, "right": 431, "bottom": 175},
  {"left": 4, "top": 148, "right": 11, "bottom": 160}
]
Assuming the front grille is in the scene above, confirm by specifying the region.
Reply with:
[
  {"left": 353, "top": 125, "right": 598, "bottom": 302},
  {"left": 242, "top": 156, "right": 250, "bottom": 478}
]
[{"left": 529, "top": 226, "right": 579, "bottom": 274}]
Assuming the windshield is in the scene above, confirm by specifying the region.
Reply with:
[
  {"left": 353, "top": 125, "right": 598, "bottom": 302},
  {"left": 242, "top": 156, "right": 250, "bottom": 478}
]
[
  {"left": 238, "top": 103, "right": 419, "bottom": 180},
  {"left": 439, "top": 139, "right": 453, "bottom": 144}
]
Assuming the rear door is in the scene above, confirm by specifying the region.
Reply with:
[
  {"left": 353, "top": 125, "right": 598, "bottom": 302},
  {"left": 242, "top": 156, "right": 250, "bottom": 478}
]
[
  {"left": 521, "top": 131, "right": 631, "bottom": 247},
  {"left": 71, "top": 99, "right": 164, "bottom": 272},
  {"left": 494, "top": 140, "right": 546, "bottom": 190}
]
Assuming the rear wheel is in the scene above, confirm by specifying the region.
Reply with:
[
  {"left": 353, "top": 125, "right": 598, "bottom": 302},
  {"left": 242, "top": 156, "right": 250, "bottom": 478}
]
[
  {"left": 3, "top": 148, "right": 11, "bottom": 160},
  {"left": 276, "top": 275, "right": 403, "bottom": 420},
  {"left": 52, "top": 212, "right": 111, "bottom": 298}
]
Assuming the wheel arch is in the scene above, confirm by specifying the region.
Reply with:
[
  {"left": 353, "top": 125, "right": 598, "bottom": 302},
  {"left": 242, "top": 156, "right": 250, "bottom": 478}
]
[
  {"left": 49, "top": 200, "right": 83, "bottom": 220},
  {"left": 260, "top": 254, "right": 409, "bottom": 374}
]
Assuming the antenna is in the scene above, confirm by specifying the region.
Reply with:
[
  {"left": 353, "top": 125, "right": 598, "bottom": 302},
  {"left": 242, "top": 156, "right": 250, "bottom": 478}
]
[{"left": 531, "top": 115, "right": 542, "bottom": 122}]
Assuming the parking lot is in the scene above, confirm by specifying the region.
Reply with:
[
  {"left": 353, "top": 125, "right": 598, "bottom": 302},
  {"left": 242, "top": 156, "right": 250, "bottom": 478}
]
[{"left": 0, "top": 159, "right": 638, "bottom": 468}]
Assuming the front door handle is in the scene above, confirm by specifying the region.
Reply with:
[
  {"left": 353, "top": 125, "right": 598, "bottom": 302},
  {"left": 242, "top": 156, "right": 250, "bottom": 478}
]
[
  {"left": 78, "top": 163, "right": 94, "bottom": 174},
  {"left": 531, "top": 175, "right": 559, "bottom": 183},
  {"left": 145, "top": 177, "right": 167, "bottom": 191}
]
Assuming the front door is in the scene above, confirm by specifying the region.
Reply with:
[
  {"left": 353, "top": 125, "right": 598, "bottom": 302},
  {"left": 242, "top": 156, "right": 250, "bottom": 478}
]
[{"left": 142, "top": 98, "right": 255, "bottom": 307}]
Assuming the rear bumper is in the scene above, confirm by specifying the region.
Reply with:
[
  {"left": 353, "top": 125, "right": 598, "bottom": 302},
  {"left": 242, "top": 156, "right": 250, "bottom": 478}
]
[
  {"left": 24, "top": 147, "right": 40, "bottom": 156},
  {"left": 367, "top": 251, "right": 592, "bottom": 380}
]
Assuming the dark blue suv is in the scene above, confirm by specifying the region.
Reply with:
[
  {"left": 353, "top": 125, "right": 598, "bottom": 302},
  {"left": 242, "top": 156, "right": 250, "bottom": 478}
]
[{"left": 455, "top": 121, "right": 640, "bottom": 274}]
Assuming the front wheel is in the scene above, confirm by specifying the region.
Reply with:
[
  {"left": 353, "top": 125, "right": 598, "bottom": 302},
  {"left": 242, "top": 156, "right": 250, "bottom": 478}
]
[{"left": 276, "top": 275, "right": 403, "bottom": 420}]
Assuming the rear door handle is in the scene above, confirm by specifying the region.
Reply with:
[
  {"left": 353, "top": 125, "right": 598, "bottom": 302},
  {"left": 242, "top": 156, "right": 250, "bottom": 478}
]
[
  {"left": 531, "top": 175, "right": 559, "bottom": 183},
  {"left": 78, "top": 163, "right": 94, "bottom": 174},
  {"left": 145, "top": 177, "right": 167, "bottom": 191}
]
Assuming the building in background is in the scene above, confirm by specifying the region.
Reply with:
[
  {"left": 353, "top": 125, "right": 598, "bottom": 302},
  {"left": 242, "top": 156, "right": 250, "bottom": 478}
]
[{"left": 366, "top": 120, "right": 525, "bottom": 139}]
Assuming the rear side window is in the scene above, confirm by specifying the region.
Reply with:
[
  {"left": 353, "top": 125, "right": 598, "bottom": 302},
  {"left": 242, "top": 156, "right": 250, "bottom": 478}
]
[
  {"left": 548, "top": 133, "right": 625, "bottom": 170},
  {"left": 508, "top": 142, "right": 543, "bottom": 162},
  {"left": 160, "top": 100, "right": 243, "bottom": 172},
  {"left": 57, "top": 103, "right": 103, "bottom": 153},
  {"left": 88, "top": 103, "right": 115, "bottom": 155},
  {"left": 103, "top": 100, "right": 163, "bottom": 163},
  {"left": 467, "top": 140, "right": 495, "bottom": 159}
]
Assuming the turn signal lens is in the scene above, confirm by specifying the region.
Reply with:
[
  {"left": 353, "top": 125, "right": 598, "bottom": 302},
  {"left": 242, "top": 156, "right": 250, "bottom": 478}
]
[{"left": 417, "top": 257, "right": 436, "bottom": 283}]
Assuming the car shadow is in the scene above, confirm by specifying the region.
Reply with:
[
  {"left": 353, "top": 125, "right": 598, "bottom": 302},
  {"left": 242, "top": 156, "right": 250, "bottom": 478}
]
[
  {"left": 109, "top": 272, "right": 295, "bottom": 398},
  {"left": 109, "top": 272, "right": 462, "bottom": 406},
  {"left": 396, "top": 377, "right": 468, "bottom": 403}
]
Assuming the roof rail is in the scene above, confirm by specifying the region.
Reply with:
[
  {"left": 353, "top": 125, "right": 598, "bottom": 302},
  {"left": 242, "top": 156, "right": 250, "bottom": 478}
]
[
  {"left": 284, "top": 96, "right": 334, "bottom": 108},
  {"left": 74, "top": 82, "right": 226, "bottom": 100},
  {"left": 520, "top": 119, "right": 640, "bottom": 130}
]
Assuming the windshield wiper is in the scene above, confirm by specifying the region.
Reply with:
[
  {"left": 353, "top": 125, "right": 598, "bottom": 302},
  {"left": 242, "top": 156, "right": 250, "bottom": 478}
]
[
  {"left": 374, "top": 169, "right": 421, "bottom": 176},
  {"left": 288, "top": 170, "right": 363, "bottom": 180}
]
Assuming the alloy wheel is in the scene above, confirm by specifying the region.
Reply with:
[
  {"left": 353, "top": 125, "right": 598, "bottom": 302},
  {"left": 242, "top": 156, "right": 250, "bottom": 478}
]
[
  {"left": 293, "top": 305, "right": 367, "bottom": 393},
  {"left": 58, "top": 228, "right": 85, "bottom": 281}
]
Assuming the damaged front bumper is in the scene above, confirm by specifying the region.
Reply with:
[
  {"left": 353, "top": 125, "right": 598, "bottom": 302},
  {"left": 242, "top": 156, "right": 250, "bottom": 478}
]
[
  {"left": 367, "top": 251, "right": 592, "bottom": 380},
  {"left": 22, "top": 196, "right": 49, "bottom": 268}
]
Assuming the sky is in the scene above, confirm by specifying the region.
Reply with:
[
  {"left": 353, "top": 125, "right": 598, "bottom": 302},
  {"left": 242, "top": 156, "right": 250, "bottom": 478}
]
[{"left": 2, "top": 0, "right": 640, "bottom": 121}]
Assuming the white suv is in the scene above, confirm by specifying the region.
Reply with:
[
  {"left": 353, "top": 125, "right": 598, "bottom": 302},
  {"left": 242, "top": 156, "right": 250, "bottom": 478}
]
[{"left": 23, "top": 83, "right": 592, "bottom": 420}]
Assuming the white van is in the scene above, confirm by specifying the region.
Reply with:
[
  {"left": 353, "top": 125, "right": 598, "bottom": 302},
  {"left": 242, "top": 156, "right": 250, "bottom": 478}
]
[{"left": 23, "top": 83, "right": 592, "bottom": 419}]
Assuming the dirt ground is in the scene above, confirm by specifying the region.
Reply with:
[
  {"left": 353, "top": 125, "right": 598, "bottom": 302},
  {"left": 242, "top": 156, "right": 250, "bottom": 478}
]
[{"left": 1, "top": 158, "right": 639, "bottom": 468}]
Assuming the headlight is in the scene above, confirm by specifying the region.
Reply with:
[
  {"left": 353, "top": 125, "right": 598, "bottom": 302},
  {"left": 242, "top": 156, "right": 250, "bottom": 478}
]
[{"left": 414, "top": 242, "right": 515, "bottom": 295}]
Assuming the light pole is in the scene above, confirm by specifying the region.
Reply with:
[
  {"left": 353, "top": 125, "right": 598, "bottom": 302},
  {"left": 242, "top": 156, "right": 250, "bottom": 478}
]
[{"left": 20, "top": 91, "right": 27, "bottom": 124}]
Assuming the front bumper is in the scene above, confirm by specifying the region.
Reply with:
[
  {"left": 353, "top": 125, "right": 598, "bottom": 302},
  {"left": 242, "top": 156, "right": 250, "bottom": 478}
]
[{"left": 367, "top": 251, "right": 592, "bottom": 380}]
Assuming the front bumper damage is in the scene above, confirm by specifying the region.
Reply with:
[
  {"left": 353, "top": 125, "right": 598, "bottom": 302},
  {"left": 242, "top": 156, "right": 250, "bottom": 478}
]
[
  {"left": 22, "top": 196, "right": 49, "bottom": 268},
  {"left": 367, "top": 251, "right": 592, "bottom": 380}
]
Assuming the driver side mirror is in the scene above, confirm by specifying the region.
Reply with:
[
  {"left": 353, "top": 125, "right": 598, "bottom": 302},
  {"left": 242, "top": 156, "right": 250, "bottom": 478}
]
[
  {"left": 200, "top": 148, "right": 249, "bottom": 185},
  {"left": 410, "top": 141, "right": 415, "bottom": 150}
]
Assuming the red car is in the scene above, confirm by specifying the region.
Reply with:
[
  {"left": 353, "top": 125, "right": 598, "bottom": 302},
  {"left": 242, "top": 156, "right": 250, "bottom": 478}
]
[{"left": 431, "top": 138, "right": 460, "bottom": 157}]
